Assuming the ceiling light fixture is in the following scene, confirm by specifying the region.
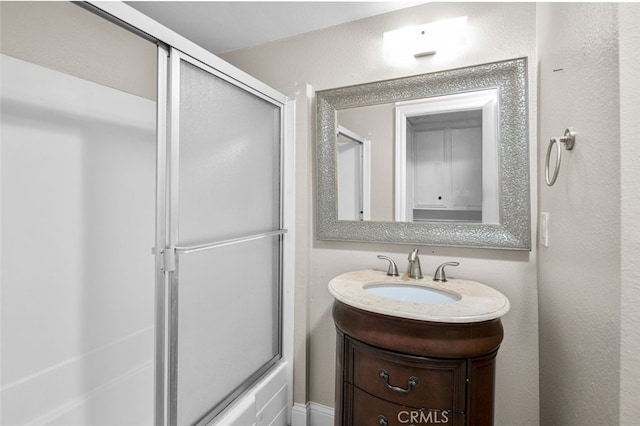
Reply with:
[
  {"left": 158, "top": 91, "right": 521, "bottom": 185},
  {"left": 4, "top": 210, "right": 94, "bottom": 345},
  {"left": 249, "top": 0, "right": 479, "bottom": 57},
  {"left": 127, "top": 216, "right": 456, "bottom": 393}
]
[{"left": 383, "top": 16, "right": 468, "bottom": 64}]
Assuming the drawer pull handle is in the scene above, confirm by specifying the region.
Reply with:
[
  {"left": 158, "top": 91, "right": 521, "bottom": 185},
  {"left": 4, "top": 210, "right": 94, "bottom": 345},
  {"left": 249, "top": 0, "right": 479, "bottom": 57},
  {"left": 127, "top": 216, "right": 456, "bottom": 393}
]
[
  {"left": 377, "top": 415, "right": 388, "bottom": 426},
  {"left": 378, "top": 369, "right": 419, "bottom": 393}
]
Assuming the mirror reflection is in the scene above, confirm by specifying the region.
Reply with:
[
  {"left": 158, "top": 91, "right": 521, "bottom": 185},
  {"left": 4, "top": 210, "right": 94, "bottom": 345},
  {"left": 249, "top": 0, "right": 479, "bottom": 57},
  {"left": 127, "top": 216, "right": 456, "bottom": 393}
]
[
  {"left": 405, "top": 109, "right": 483, "bottom": 222},
  {"left": 336, "top": 89, "right": 499, "bottom": 224}
]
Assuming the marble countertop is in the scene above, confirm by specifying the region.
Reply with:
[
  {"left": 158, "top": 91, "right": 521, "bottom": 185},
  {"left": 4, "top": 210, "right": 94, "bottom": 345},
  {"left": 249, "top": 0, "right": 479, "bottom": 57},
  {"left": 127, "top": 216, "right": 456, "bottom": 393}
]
[{"left": 328, "top": 269, "right": 510, "bottom": 323}]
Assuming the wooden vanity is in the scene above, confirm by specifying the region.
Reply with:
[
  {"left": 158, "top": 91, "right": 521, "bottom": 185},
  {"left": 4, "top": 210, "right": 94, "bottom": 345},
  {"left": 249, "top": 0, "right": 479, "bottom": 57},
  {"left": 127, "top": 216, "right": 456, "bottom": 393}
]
[{"left": 333, "top": 301, "right": 504, "bottom": 426}]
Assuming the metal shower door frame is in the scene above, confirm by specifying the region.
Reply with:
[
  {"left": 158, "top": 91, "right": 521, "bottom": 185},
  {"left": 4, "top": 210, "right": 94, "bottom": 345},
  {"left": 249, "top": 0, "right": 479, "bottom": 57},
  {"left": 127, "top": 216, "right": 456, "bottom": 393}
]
[
  {"left": 156, "top": 47, "right": 288, "bottom": 425},
  {"left": 77, "top": 4, "right": 294, "bottom": 425}
]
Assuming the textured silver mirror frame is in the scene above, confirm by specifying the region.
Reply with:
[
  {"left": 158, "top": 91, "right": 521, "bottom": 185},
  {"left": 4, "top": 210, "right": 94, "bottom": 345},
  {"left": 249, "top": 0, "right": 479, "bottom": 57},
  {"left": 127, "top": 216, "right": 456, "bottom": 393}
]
[{"left": 316, "top": 57, "right": 531, "bottom": 250}]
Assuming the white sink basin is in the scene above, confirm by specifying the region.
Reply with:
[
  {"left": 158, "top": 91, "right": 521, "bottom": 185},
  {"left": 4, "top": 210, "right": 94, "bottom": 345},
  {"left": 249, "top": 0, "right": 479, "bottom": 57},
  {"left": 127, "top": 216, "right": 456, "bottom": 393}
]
[
  {"left": 328, "top": 270, "right": 510, "bottom": 323},
  {"left": 364, "top": 283, "right": 460, "bottom": 304}
]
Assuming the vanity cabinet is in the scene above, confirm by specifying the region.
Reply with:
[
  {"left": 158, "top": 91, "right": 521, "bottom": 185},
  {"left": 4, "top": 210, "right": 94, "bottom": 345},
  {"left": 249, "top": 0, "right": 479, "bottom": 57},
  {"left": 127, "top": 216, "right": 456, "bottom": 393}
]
[{"left": 333, "top": 301, "right": 504, "bottom": 426}]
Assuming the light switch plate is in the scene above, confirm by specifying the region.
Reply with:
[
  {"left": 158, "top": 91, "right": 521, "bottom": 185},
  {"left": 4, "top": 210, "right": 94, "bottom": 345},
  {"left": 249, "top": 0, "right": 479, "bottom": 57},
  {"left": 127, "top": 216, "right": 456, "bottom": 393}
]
[{"left": 541, "top": 212, "right": 550, "bottom": 247}]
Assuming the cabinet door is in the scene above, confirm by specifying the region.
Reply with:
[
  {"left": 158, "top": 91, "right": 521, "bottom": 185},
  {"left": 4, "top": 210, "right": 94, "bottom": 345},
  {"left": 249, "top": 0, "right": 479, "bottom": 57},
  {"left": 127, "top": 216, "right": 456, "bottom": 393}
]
[
  {"left": 450, "top": 127, "right": 482, "bottom": 210},
  {"left": 414, "top": 129, "right": 446, "bottom": 208}
]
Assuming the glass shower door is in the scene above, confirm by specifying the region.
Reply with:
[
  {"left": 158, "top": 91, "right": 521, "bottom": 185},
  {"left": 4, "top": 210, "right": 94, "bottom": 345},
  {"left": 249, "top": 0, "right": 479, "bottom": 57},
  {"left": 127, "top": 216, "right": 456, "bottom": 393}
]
[{"left": 163, "top": 49, "right": 285, "bottom": 426}]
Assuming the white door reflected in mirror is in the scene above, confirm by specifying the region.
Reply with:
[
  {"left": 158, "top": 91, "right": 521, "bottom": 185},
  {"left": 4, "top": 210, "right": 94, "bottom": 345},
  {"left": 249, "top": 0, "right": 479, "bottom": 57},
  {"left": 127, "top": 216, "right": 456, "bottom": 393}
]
[{"left": 336, "top": 125, "right": 371, "bottom": 221}]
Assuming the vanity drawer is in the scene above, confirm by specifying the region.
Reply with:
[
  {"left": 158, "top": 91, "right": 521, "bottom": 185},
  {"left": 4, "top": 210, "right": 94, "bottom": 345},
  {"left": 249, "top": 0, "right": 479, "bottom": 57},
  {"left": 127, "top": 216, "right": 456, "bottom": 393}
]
[
  {"left": 352, "top": 387, "right": 463, "bottom": 426},
  {"left": 350, "top": 339, "right": 466, "bottom": 409}
]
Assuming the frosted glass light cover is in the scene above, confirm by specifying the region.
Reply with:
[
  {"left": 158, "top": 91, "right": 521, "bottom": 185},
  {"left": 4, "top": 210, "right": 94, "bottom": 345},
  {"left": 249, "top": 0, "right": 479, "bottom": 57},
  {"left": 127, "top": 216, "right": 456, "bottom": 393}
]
[{"left": 178, "top": 60, "right": 281, "bottom": 245}]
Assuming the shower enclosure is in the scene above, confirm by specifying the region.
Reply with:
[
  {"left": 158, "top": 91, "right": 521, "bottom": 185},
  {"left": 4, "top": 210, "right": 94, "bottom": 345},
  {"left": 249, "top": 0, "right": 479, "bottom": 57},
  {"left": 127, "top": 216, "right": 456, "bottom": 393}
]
[
  {"left": 1, "top": 2, "right": 293, "bottom": 425},
  {"left": 158, "top": 47, "right": 292, "bottom": 425},
  {"left": 1, "top": 51, "right": 157, "bottom": 426}
]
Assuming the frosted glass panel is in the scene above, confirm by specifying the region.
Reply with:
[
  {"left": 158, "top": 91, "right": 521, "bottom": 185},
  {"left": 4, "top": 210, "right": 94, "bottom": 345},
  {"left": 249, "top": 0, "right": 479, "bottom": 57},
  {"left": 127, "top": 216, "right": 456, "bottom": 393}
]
[
  {"left": 178, "top": 60, "right": 281, "bottom": 244},
  {"left": 176, "top": 236, "right": 280, "bottom": 425}
]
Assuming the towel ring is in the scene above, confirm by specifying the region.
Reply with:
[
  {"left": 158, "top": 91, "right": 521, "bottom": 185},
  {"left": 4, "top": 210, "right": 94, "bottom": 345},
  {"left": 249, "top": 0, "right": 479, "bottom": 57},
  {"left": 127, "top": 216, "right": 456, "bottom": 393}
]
[{"left": 545, "top": 128, "right": 576, "bottom": 186}]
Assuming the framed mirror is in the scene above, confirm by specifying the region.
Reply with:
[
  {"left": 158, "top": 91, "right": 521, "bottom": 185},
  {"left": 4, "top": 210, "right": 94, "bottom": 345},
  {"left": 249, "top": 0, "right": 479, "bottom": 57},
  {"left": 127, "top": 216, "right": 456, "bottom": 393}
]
[{"left": 316, "top": 57, "right": 530, "bottom": 249}]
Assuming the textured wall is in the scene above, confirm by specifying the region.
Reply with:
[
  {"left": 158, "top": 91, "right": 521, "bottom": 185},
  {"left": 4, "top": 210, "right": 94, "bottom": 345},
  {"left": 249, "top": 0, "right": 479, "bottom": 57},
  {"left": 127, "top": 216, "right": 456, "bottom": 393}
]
[
  {"left": 222, "top": 3, "right": 540, "bottom": 424},
  {"left": 0, "top": 1, "right": 156, "bottom": 100},
  {"left": 537, "top": 3, "right": 621, "bottom": 425},
  {"left": 618, "top": 4, "right": 640, "bottom": 425}
]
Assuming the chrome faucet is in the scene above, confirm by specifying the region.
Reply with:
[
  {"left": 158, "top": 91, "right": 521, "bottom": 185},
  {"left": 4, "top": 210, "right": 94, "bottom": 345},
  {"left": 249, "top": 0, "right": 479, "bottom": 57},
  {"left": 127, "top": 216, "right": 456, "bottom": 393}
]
[{"left": 407, "top": 248, "right": 423, "bottom": 279}]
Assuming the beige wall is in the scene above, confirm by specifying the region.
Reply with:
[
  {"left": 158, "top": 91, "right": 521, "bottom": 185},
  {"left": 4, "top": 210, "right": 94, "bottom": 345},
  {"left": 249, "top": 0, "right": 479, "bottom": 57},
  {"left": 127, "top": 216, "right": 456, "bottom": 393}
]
[
  {"left": 536, "top": 3, "right": 619, "bottom": 424},
  {"left": 619, "top": 5, "right": 640, "bottom": 424},
  {"left": 536, "top": 2, "right": 640, "bottom": 425},
  {"left": 0, "top": 1, "right": 156, "bottom": 100},
  {"left": 222, "top": 3, "right": 540, "bottom": 424},
  {"left": 338, "top": 104, "right": 395, "bottom": 221}
]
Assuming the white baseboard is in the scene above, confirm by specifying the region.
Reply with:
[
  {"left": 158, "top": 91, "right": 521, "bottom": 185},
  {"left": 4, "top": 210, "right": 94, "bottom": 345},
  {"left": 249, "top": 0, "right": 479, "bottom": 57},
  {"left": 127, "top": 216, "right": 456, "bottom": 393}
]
[
  {"left": 290, "top": 404, "right": 307, "bottom": 426},
  {"left": 291, "top": 402, "right": 334, "bottom": 426}
]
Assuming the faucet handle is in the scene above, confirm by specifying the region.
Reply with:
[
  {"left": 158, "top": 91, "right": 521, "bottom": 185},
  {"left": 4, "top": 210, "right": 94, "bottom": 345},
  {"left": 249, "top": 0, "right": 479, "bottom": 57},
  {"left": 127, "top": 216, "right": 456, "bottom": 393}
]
[
  {"left": 377, "top": 255, "right": 399, "bottom": 277},
  {"left": 433, "top": 262, "right": 460, "bottom": 282}
]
